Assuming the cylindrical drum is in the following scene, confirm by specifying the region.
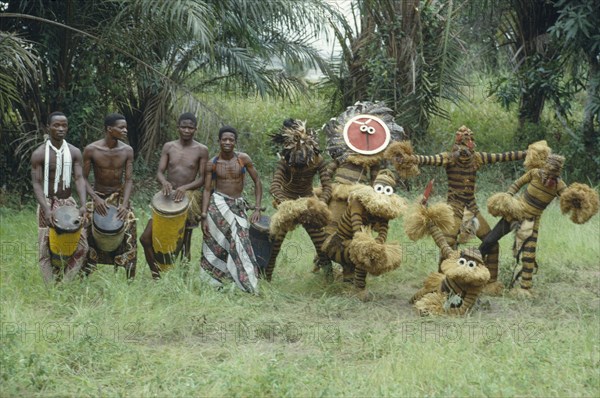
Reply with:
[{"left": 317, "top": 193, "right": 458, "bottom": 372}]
[
  {"left": 49, "top": 206, "right": 82, "bottom": 266},
  {"left": 249, "top": 215, "right": 272, "bottom": 271},
  {"left": 150, "top": 192, "right": 189, "bottom": 270},
  {"left": 92, "top": 205, "right": 125, "bottom": 252}
]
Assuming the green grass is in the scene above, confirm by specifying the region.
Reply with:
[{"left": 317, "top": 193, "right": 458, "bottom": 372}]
[
  {"left": 1, "top": 198, "right": 599, "bottom": 397},
  {"left": 2, "top": 81, "right": 599, "bottom": 396}
]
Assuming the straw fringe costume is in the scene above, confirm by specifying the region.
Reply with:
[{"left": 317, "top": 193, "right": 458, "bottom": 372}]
[
  {"left": 200, "top": 192, "right": 259, "bottom": 294},
  {"left": 322, "top": 171, "right": 405, "bottom": 299},
  {"left": 323, "top": 101, "right": 408, "bottom": 232},
  {"left": 266, "top": 120, "right": 333, "bottom": 280},
  {"left": 480, "top": 154, "right": 599, "bottom": 294},
  {"left": 85, "top": 192, "right": 136, "bottom": 275},
  {"left": 389, "top": 126, "right": 533, "bottom": 293},
  {"left": 405, "top": 202, "right": 490, "bottom": 316},
  {"left": 38, "top": 197, "right": 88, "bottom": 284}
]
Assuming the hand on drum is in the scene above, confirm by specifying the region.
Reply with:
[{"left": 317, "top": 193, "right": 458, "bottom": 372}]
[
  {"left": 93, "top": 196, "right": 109, "bottom": 216},
  {"left": 250, "top": 209, "right": 261, "bottom": 224},
  {"left": 44, "top": 209, "right": 56, "bottom": 228},
  {"left": 116, "top": 205, "right": 128, "bottom": 221},
  {"left": 161, "top": 181, "right": 173, "bottom": 197},
  {"left": 173, "top": 187, "right": 186, "bottom": 202},
  {"left": 78, "top": 206, "right": 86, "bottom": 219}
]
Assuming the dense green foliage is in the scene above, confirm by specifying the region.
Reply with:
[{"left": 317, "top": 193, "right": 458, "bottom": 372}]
[{"left": 1, "top": 0, "right": 598, "bottom": 188}]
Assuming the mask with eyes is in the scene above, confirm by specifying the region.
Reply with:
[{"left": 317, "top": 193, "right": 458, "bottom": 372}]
[
  {"left": 347, "top": 169, "right": 406, "bottom": 220},
  {"left": 441, "top": 249, "right": 490, "bottom": 288},
  {"left": 374, "top": 183, "right": 394, "bottom": 196}
]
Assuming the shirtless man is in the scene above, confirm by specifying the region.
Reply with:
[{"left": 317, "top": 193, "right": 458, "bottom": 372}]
[
  {"left": 31, "top": 111, "right": 88, "bottom": 283},
  {"left": 83, "top": 113, "right": 136, "bottom": 280},
  {"left": 139, "top": 112, "right": 209, "bottom": 279},
  {"left": 199, "top": 126, "right": 262, "bottom": 293}
]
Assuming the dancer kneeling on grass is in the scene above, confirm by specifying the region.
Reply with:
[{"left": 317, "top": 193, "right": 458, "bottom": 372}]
[{"left": 199, "top": 126, "right": 263, "bottom": 294}]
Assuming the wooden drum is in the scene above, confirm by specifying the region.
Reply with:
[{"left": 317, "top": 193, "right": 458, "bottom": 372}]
[
  {"left": 49, "top": 206, "right": 82, "bottom": 266},
  {"left": 150, "top": 192, "right": 189, "bottom": 270},
  {"left": 249, "top": 215, "right": 272, "bottom": 271},
  {"left": 92, "top": 205, "right": 125, "bottom": 252}
]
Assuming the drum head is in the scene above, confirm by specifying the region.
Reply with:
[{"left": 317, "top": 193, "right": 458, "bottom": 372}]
[
  {"left": 251, "top": 215, "right": 271, "bottom": 234},
  {"left": 93, "top": 205, "right": 124, "bottom": 233},
  {"left": 54, "top": 206, "right": 82, "bottom": 233},
  {"left": 151, "top": 191, "right": 190, "bottom": 215}
]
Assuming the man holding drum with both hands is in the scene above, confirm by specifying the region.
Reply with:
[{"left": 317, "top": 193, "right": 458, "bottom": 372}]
[
  {"left": 31, "top": 112, "right": 89, "bottom": 284},
  {"left": 83, "top": 113, "right": 137, "bottom": 280}
]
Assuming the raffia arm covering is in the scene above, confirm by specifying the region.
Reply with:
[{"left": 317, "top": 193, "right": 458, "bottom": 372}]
[
  {"left": 524, "top": 140, "right": 551, "bottom": 170},
  {"left": 403, "top": 202, "right": 455, "bottom": 241},
  {"left": 348, "top": 228, "right": 402, "bottom": 276},
  {"left": 560, "top": 183, "right": 599, "bottom": 224},
  {"left": 269, "top": 197, "right": 331, "bottom": 238},
  {"left": 487, "top": 192, "right": 525, "bottom": 221},
  {"left": 385, "top": 141, "right": 420, "bottom": 179}
]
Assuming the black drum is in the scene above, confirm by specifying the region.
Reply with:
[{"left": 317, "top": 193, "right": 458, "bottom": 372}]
[
  {"left": 249, "top": 215, "right": 272, "bottom": 271},
  {"left": 92, "top": 205, "right": 125, "bottom": 252}
]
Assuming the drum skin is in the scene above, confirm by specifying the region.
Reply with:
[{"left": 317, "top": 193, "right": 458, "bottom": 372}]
[
  {"left": 49, "top": 206, "right": 82, "bottom": 259},
  {"left": 150, "top": 192, "right": 189, "bottom": 270},
  {"left": 92, "top": 205, "right": 125, "bottom": 252},
  {"left": 250, "top": 215, "right": 272, "bottom": 271}
]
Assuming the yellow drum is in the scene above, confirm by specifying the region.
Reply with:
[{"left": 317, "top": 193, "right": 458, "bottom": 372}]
[
  {"left": 49, "top": 206, "right": 82, "bottom": 266},
  {"left": 151, "top": 192, "right": 189, "bottom": 270},
  {"left": 92, "top": 205, "right": 125, "bottom": 252}
]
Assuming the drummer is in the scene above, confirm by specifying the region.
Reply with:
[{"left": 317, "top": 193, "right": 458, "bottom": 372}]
[
  {"left": 199, "top": 126, "right": 262, "bottom": 294},
  {"left": 82, "top": 113, "right": 136, "bottom": 280},
  {"left": 31, "top": 111, "right": 88, "bottom": 283},
  {"left": 140, "top": 112, "right": 209, "bottom": 278}
]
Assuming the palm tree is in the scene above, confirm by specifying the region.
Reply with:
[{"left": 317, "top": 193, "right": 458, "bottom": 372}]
[
  {"left": 1, "top": 0, "right": 339, "bottom": 191},
  {"left": 328, "top": 0, "right": 467, "bottom": 138},
  {"left": 0, "top": 31, "right": 41, "bottom": 192}
]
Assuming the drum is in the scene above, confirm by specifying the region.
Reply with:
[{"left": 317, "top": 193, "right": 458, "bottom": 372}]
[
  {"left": 49, "top": 206, "right": 82, "bottom": 266},
  {"left": 92, "top": 205, "right": 125, "bottom": 252},
  {"left": 150, "top": 191, "right": 189, "bottom": 270},
  {"left": 249, "top": 215, "right": 272, "bottom": 271}
]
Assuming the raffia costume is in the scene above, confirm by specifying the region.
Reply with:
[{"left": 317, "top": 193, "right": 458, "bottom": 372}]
[
  {"left": 322, "top": 170, "right": 406, "bottom": 300},
  {"left": 322, "top": 101, "right": 410, "bottom": 233},
  {"left": 480, "top": 153, "right": 599, "bottom": 294},
  {"left": 405, "top": 202, "right": 490, "bottom": 316},
  {"left": 389, "top": 126, "right": 530, "bottom": 294},
  {"left": 85, "top": 191, "right": 137, "bottom": 276},
  {"left": 266, "top": 120, "right": 333, "bottom": 280}
]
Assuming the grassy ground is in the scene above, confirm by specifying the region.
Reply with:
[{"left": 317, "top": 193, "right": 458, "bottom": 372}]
[{"left": 1, "top": 196, "right": 599, "bottom": 397}]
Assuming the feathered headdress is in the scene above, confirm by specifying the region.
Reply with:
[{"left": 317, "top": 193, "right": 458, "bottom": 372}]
[{"left": 270, "top": 119, "right": 320, "bottom": 166}]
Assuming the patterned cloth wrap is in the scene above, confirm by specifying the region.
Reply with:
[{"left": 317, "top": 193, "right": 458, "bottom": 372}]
[
  {"left": 200, "top": 192, "right": 259, "bottom": 294},
  {"left": 86, "top": 192, "right": 137, "bottom": 269},
  {"left": 38, "top": 197, "right": 89, "bottom": 283}
]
